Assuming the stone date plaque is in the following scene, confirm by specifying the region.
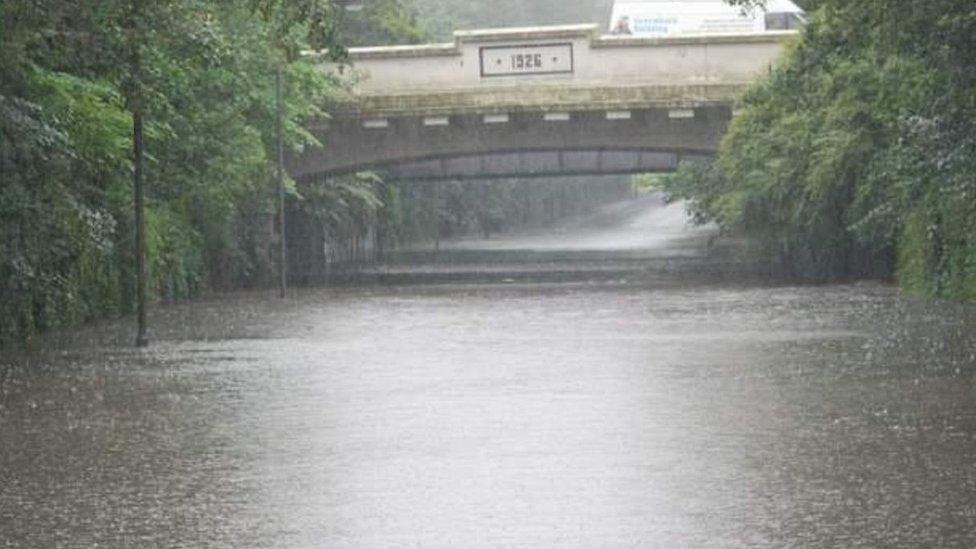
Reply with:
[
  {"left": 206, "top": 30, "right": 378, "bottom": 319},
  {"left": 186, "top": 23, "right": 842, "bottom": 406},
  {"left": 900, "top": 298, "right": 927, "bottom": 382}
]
[{"left": 479, "top": 43, "right": 574, "bottom": 77}]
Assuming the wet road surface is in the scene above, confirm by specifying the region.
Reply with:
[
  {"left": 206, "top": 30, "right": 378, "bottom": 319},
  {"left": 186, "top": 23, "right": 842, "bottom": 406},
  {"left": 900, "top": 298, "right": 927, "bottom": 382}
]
[{"left": 2, "top": 194, "right": 976, "bottom": 547}]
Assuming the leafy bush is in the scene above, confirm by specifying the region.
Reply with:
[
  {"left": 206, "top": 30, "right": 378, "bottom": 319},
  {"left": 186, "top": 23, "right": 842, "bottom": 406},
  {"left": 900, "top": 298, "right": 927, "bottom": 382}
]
[{"left": 667, "top": 1, "right": 976, "bottom": 297}]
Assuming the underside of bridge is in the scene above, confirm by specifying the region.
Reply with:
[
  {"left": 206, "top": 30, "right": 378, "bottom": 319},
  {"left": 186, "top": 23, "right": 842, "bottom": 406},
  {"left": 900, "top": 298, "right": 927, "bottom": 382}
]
[
  {"left": 290, "top": 105, "right": 729, "bottom": 181},
  {"left": 373, "top": 149, "right": 712, "bottom": 181}
]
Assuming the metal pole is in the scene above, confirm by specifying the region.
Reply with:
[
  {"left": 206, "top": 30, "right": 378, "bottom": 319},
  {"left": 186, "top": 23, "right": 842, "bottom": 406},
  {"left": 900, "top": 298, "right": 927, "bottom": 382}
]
[
  {"left": 433, "top": 181, "right": 440, "bottom": 252},
  {"left": 275, "top": 67, "right": 287, "bottom": 298},
  {"left": 134, "top": 93, "right": 148, "bottom": 347},
  {"left": 131, "top": 2, "right": 148, "bottom": 348}
]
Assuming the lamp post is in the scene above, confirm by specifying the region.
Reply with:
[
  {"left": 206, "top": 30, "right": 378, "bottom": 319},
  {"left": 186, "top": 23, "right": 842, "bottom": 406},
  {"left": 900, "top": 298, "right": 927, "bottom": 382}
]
[
  {"left": 275, "top": 67, "right": 287, "bottom": 298},
  {"left": 128, "top": 1, "right": 149, "bottom": 347}
]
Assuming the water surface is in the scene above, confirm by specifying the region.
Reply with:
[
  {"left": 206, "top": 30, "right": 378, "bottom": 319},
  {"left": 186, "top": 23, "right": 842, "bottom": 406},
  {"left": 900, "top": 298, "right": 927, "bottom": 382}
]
[{"left": 2, "top": 195, "right": 975, "bottom": 547}]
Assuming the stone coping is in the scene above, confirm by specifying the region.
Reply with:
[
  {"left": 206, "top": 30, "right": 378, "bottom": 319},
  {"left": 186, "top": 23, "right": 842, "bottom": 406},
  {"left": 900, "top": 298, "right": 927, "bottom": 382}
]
[
  {"left": 304, "top": 24, "right": 798, "bottom": 61},
  {"left": 454, "top": 23, "right": 600, "bottom": 44},
  {"left": 591, "top": 30, "right": 799, "bottom": 48},
  {"left": 326, "top": 83, "right": 750, "bottom": 117}
]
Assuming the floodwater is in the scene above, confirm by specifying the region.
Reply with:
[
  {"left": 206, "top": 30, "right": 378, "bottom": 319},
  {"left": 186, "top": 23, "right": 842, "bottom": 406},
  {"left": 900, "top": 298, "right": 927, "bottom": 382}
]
[{"left": 2, "top": 194, "right": 975, "bottom": 547}]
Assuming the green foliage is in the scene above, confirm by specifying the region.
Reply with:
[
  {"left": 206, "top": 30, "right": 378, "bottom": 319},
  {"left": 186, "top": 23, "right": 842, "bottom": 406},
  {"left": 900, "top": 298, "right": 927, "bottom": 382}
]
[
  {"left": 286, "top": 174, "right": 632, "bottom": 278},
  {"left": 668, "top": 0, "right": 976, "bottom": 297},
  {"left": 384, "top": 177, "right": 633, "bottom": 244},
  {"left": 897, "top": 205, "right": 933, "bottom": 297},
  {"left": 0, "top": 1, "right": 351, "bottom": 347},
  {"left": 631, "top": 173, "right": 668, "bottom": 192},
  {"left": 338, "top": 0, "right": 427, "bottom": 46},
  {"left": 402, "top": 0, "right": 612, "bottom": 39},
  {"left": 249, "top": 0, "right": 346, "bottom": 58}
]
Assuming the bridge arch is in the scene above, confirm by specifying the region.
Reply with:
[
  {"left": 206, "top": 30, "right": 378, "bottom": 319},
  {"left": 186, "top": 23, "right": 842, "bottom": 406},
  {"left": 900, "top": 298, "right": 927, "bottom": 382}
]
[
  {"left": 291, "top": 105, "right": 728, "bottom": 180},
  {"left": 359, "top": 147, "right": 713, "bottom": 181}
]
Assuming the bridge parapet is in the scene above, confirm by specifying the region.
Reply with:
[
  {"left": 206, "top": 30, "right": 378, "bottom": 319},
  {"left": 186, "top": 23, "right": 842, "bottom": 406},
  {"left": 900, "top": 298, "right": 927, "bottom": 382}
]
[
  {"left": 317, "top": 25, "right": 797, "bottom": 117},
  {"left": 290, "top": 25, "right": 797, "bottom": 179}
]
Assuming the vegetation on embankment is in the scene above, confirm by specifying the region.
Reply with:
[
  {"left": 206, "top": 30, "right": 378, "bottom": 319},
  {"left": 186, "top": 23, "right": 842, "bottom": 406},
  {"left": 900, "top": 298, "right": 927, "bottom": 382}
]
[
  {"left": 665, "top": 0, "right": 976, "bottom": 300},
  {"left": 1, "top": 1, "right": 360, "bottom": 347}
]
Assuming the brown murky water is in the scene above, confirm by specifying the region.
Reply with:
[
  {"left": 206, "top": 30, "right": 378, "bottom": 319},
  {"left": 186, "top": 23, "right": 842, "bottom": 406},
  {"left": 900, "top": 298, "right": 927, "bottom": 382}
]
[{"left": 2, "top": 195, "right": 975, "bottom": 547}]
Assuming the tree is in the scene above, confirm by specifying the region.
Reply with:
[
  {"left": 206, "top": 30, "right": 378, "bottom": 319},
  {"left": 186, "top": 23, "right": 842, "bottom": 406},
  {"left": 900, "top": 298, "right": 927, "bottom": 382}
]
[
  {"left": 666, "top": 0, "right": 976, "bottom": 298},
  {"left": 402, "top": 0, "right": 611, "bottom": 39},
  {"left": 0, "top": 0, "right": 348, "bottom": 348}
]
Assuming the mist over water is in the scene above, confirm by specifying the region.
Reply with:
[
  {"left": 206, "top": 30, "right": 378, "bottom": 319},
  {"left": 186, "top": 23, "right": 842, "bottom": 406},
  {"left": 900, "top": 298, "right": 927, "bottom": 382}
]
[{"left": 2, "top": 194, "right": 975, "bottom": 547}]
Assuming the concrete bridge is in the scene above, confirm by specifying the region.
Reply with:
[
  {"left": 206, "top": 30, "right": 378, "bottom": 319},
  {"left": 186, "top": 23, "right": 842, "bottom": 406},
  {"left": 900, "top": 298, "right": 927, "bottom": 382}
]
[{"left": 289, "top": 24, "right": 797, "bottom": 181}]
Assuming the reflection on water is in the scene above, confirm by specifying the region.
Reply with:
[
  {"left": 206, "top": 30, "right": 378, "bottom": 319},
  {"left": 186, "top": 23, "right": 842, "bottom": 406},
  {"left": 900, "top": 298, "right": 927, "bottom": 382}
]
[{"left": 2, "top": 195, "right": 975, "bottom": 547}]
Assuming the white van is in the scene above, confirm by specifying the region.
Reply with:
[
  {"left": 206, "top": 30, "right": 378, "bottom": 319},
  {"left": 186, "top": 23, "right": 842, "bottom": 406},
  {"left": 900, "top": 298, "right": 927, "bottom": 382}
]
[{"left": 608, "top": 0, "right": 805, "bottom": 36}]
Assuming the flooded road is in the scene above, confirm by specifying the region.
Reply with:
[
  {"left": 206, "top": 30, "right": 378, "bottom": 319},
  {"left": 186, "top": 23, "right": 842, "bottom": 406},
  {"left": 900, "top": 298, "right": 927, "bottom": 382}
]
[{"left": 2, "top": 194, "right": 975, "bottom": 547}]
